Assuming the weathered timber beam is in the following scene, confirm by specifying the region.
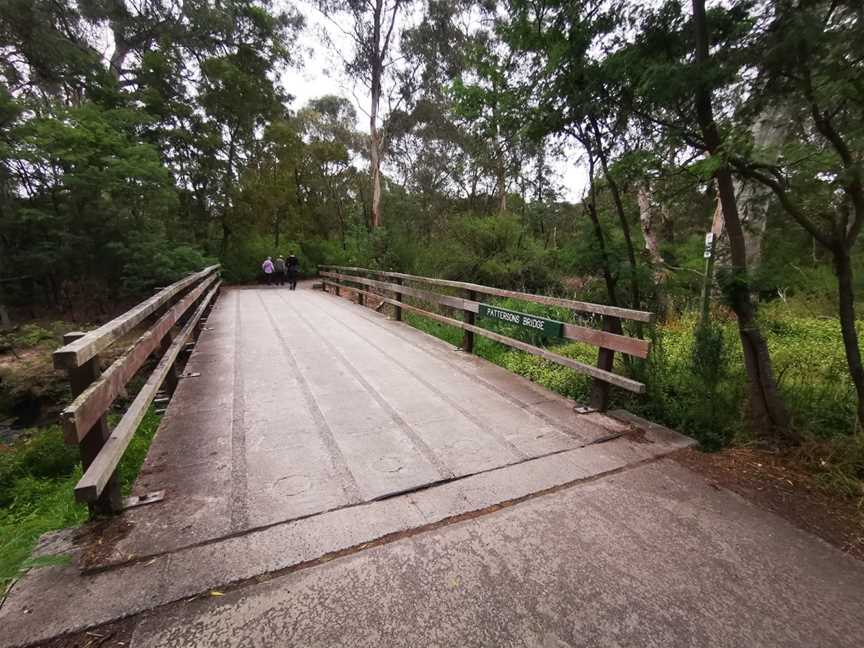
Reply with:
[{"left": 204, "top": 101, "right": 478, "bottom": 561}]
[
  {"left": 73, "top": 281, "right": 221, "bottom": 503},
  {"left": 60, "top": 274, "right": 219, "bottom": 443},
  {"left": 321, "top": 271, "right": 649, "bottom": 358},
  {"left": 319, "top": 265, "right": 653, "bottom": 323},
  {"left": 53, "top": 265, "right": 220, "bottom": 370},
  {"left": 323, "top": 280, "right": 645, "bottom": 393}
]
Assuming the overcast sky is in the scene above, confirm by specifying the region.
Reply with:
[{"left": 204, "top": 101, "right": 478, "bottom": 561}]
[{"left": 279, "top": 1, "right": 588, "bottom": 203}]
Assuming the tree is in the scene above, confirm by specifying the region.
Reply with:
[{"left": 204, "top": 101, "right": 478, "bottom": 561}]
[
  {"left": 319, "top": 0, "right": 413, "bottom": 228},
  {"left": 690, "top": 0, "right": 793, "bottom": 440},
  {"left": 451, "top": 31, "right": 524, "bottom": 215},
  {"left": 730, "top": 0, "right": 864, "bottom": 430}
]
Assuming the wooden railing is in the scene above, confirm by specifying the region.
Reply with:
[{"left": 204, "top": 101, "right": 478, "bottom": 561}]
[
  {"left": 53, "top": 265, "right": 221, "bottom": 516},
  {"left": 318, "top": 265, "right": 652, "bottom": 411}
]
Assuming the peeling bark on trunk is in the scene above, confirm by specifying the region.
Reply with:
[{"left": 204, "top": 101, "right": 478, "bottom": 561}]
[
  {"left": 637, "top": 183, "right": 670, "bottom": 318},
  {"left": 370, "top": 125, "right": 382, "bottom": 229},
  {"left": 716, "top": 106, "right": 789, "bottom": 270}
]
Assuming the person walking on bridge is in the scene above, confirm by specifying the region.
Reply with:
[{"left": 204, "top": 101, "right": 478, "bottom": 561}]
[
  {"left": 274, "top": 255, "right": 287, "bottom": 286},
  {"left": 286, "top": 253, "right": 300, "bottom": 291},
  {"left": 261, "top": 256, "right": 275, "bottom": 285}
]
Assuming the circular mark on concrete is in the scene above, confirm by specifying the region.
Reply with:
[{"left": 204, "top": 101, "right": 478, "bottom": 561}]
[
  {"left": 273, "top": 473, "right": 311, "bottom": 496},
  {"left": 374, "top": 455, "right": 404, "bottom": 473},
  {"left": 444, "top": 439, "right": 478, "bottom": 455}
]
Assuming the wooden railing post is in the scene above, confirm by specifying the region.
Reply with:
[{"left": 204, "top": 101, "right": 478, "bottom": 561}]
[
  {"left": 358, "top": 271, "right": 366, "bottom": 307},
  {"left": 462, "top": 289, "right": 476, "bottom": 353},
  {"left": 395, "top": 277, "right": 404, "bottom": 321},
  {"left": 63, "top": 331, "right": 123, "bottom": 516},
  {"left": 589, "top": 316, "right": 623, "bottom": 411}
]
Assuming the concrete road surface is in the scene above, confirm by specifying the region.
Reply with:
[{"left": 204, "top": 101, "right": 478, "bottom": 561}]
[{"left": 130, "top": 459, "right": 864, "bottom": 648}]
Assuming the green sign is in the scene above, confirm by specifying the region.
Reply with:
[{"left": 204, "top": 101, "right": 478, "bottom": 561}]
[{"left": 478, "top": 304, "right": 564, "bottom": 338}]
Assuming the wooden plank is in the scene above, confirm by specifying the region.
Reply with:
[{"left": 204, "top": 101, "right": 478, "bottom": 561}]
[
  {"left": 53, "top": 265, "right": 220, "bottom": 370},
  {"left": 63, "top": 332, "right": 122, "bottom": 514},
  {"left": 320, "top": 265, "right": 653, "bottom": 323},
  {"left": 60, "top": 274, "right": 219, "bottom": 443},
  {"left": 321, "top": 271, "right": 471, "bottom": 313},
  {"left": 463, "top": 289, "right": 477, "bottom": 353},
  {"left": 590, "top": 317, "right": 623, "bottom": 411},
  {"left": 562, "top": 322, "right": 650, "bottom": 359},
  {"left": 322, "top": 271, "right": 650, "bottom": 358},
  {"left": 325, "top": 280, "right": 645, "bottom": 394},
  {"left": 73, "top": 282, "right": 221, "bottom": 503}
]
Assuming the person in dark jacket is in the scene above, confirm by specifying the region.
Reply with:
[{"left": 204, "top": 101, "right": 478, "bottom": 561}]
[
  {"left": 274, "top": 255, "right": 287, "bottom": 286},
  {"left": 286, "top": 253, "right": 300, "bottom": 290}
]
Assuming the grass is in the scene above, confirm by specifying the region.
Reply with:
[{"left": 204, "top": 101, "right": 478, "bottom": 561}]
[{"left": 0, "top": 408, "right": 162, "bottom": 591}]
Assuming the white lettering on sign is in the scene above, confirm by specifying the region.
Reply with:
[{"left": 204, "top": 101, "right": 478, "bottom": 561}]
[
  {"left": 477, "top": 303, "right": 564, "bottom": 338},
  {"left": 486, "top": 308, "right": 520, "bottom": 324},
  {"left": 522, "top": 316, "right": 545, "bottom": 330}
]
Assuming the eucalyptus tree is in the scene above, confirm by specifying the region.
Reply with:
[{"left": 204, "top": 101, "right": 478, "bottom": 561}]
[
  {"left": 602, "top": 0, "right": 795, "bottom": 440},
  {"left": 318, "top": 0, "right": 414, "bottom": 229},
  {"left": 450, "top": 28, "right": 525, "bottom": 215},
  {"left": 728, "top": 0, "right": 864, "bottom": 430},
  {"left": 497, "top": 0, "right": 649, "bottom": 312}
]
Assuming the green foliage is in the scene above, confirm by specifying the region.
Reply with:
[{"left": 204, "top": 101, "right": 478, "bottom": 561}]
[
  {"left": 0, "top": 409, "right": 162, "bottom": 588},
  {"left": 0, "top": 427, "right": 79, "bottom": 507},
  {"left": 404, "top": 303, "right": 859, "bottom": 460},
  {"left": 3, "top": 324, "right": 56, "bottom": 349},
  {"left": 412, "top": 214, "right": 559, "bottom": 290}
]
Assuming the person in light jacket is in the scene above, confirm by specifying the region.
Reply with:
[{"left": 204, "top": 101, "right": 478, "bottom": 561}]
[{"left": 261, "top": 257, "right": 275, "bottom": 285}]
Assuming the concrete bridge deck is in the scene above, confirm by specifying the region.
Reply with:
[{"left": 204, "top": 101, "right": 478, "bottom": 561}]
[
  {"left": 90, "top": 284, "right": 642, "bottom": 567},
  {"left": 3, "top": 285, "right": 864, "bottom": 647}
]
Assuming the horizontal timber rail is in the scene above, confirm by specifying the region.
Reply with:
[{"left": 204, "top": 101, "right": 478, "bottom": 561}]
[
  {"left": 318, "top": 265, "right": 652, "bottom": 410},
  {"left": 53, "top": 265, "right": 221, "bottom": 516}
]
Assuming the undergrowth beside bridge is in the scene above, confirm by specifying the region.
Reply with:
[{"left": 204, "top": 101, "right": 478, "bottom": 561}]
[
  {"left": 0, "top": 409, "right": 161, "bottom": 593},
  {"left": 403, "top": 302, "right": 864, "bottom": 504}
]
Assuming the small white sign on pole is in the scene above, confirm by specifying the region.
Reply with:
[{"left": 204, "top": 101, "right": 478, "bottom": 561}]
[{"left": 704, "top": 232, "right": 715, "bottom": 259}]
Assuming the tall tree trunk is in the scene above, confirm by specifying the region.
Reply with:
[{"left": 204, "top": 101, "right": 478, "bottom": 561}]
[
  {"left": 496, "top": 136, "right": 507, "bottom": 214},
  {"left": 692, "top": 0, "right": 794, "bottom": 442},
  {"left": 716, "top": 106, "right": 789, "bottom": 271},
  {"left": 220, "top": 130, "right": 237, "bottom": 257},
  {"left": 584, "top": 151, "right": 619, "bottom": 307},
  {"left": 637, "top": 183, "right": 670, "bottom": 319},
  {"left": 836, "top": 248, "right": 864, "bottom": 430},
  {"left": 368, "top": 0, "right": 385, "bottom": 229},
  {"left": 370, "top": 125, "right": 382, "bottom": 229}
]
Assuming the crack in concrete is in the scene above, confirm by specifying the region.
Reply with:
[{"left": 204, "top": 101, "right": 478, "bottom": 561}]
[{"left": 229, "top": 292, "right": 249, "bottom": 532}]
